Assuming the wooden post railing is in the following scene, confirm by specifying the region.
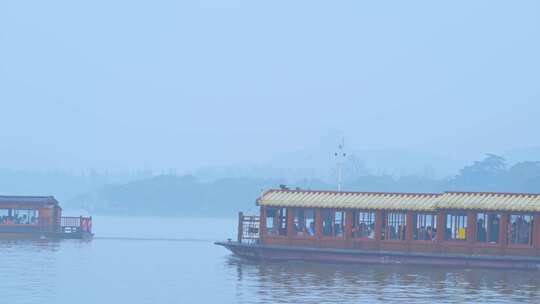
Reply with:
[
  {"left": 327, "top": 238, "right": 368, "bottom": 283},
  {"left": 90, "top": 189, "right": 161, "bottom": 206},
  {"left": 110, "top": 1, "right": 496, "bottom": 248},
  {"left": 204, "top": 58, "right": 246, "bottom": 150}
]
[{"left": 59, "top": 216, "right": 92, "bottom": 234}]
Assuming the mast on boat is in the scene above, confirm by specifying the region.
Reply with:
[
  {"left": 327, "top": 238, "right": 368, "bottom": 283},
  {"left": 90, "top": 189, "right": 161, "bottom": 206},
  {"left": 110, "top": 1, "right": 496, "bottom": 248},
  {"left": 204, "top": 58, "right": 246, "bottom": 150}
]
[{"left": 334, "top": 138, "right": 346, "bottom": 192}]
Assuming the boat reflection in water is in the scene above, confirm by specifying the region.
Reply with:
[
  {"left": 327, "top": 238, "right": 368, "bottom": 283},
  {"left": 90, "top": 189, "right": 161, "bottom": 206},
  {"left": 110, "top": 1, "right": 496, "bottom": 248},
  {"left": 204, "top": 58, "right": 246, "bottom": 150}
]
[{"left": 226, "top": 256, "right": 540, "bottom": 303}]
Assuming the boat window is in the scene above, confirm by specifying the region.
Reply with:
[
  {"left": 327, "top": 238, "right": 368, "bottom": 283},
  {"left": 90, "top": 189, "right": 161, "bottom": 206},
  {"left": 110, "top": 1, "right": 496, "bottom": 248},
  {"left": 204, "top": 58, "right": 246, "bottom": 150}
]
[
  {"left": 382, "top": 212, "right": 407, "bottom": 241},
  {"left": 265, "top": 208, "right": 276, "bottom": 234},
  {"left": 509, "top": 214, "right": 533, "bottom": 246},
  {"left": 305, "top": 209, "right": 316, "bottom": 236},
  {"left": 0, "top": 209, "right": 9, "bottom": 224},
  {"left": 413, "top": 213, "right": 437, "bottom": 241},
  {"left": 445, "top": 213, "right": 467, "bottom": 241},
  {"left": 322, "top": 210, "right": 346, "bottom": 237},
  {"left": 476, "top": 213, "right": 500, "bottom": 243},
  {"left": 293, "top": 208, "right": 316, "bottom": 236},
  {"left": 293, "top": 209, "right": 305, "bottom": 235},
  {"left": 334, "top": 211, "right": 345, "bottom": 237},
  {"left": 265, "top": 207, "right": 287, "bottom": 236},
  {"left": 353, "top": 211, "right": 375, "bottom": 239},
  {"left": 0, "top": 209, "right": 38, "bottom": 225},
  {"left": 322, "top": 210, "right": 333, "bottom": 236}
]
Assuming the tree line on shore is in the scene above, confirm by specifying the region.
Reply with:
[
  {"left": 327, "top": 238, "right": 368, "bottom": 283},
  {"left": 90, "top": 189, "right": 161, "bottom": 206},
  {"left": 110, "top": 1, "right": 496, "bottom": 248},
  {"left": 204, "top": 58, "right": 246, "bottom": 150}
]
[{"left": 66, "top": 154, "right": 540, "bottom": 216}]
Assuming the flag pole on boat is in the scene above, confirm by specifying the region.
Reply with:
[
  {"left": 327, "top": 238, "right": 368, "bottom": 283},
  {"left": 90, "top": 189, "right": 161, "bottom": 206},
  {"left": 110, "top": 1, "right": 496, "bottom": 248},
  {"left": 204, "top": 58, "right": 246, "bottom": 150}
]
[{"left": 334, "top": 138, "right": 346, "bottom": 192}]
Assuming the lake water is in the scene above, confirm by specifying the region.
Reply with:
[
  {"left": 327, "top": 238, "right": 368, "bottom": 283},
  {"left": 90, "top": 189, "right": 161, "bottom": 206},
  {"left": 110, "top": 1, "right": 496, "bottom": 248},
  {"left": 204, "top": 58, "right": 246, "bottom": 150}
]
[{"left": 2, "top": 216, "right": 540, "bottom": 304}]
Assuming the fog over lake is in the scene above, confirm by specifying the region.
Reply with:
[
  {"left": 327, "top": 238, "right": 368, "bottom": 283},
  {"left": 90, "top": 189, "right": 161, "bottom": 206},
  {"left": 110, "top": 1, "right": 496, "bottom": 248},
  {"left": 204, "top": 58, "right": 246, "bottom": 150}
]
[{"left": 1, "top": 0, "right": 539, "bottom": 303}]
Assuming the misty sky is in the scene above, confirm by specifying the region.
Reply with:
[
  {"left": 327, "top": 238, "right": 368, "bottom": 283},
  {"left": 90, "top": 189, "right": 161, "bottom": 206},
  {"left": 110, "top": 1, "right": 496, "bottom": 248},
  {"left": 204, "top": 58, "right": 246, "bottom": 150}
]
[{"left": 1, "top": 1, "right": 539, "bottom": 174}]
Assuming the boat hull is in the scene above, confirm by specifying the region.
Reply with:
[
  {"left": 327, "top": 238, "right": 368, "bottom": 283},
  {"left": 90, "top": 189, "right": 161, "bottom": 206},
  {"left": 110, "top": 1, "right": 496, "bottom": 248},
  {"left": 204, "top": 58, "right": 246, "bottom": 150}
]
[
  {"left": 215, "top": 241, "right": 540, "bottom": 270},
  {"left": 0, "top": 232, "right": 93, "bottom": 240}
]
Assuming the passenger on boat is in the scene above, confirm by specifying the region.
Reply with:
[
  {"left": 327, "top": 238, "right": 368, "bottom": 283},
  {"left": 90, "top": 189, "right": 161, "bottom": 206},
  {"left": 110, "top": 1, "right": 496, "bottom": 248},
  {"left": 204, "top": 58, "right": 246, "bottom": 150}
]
[
  {"left": 334, "top": 223, "right": 343, "bottom": 236},
  {"left": 477, "top": 218, "right": 487, "bottom": 242},
  {"left": 308, "top": 222, "right": 315, "bottom": 236},
  {"left": 516, "top": 218, "right": 531, "bottom": 244},
  {"left": 323, "top": 221, "right": 332, "bottom": 236},
  {"left": 294, "top": 215, "right": 304, "bottom": 236},
  {"left": 4, "top": 216, "right": 14, "bottom": 225},
  {"left": 428, "top": 227, "right": 437, "bottom": 241},
  {"left": 368, "top": 225, "right": 375, "bottom": 239}
]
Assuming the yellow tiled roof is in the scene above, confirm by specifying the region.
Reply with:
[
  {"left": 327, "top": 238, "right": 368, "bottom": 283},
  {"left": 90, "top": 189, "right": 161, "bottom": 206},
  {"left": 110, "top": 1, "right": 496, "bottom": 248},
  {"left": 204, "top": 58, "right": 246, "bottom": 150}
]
[
  {"left": 438, "top": 192, "right": 540, "bottom": 212},
  {"left": 258, "top": 189, "right": 540, "bottom": 212},
  {"left": 259, "top": 190, "right": 440, "bottom": 211}
]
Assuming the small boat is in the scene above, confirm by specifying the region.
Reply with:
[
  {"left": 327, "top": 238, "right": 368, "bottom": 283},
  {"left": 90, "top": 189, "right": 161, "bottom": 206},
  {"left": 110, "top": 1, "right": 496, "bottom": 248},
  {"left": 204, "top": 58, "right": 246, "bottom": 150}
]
[
  {"left": 0, "top": 195, "right": 93, "bottom": 239},
  {"left": 216, "top": 188, "right": 540, "bottom": 270}
]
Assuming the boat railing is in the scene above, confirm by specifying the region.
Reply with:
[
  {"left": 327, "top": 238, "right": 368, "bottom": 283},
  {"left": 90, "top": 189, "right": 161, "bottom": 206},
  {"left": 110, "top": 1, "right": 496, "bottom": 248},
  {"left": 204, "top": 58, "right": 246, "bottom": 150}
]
[
  {"left": 60, "top": 216, "right": 93, "bottom": 234},
  {"left": 237, "top": 212, "right": 260, "bottom": 244}
]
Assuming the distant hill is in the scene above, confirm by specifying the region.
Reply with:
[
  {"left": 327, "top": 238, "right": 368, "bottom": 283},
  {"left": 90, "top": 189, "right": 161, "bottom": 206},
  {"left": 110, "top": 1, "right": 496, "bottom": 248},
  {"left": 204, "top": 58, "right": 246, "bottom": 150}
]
[
  {"left": 65, "top": 175, "right": 287, "bottom": 217},
  {"left": 64, "top": 154, "right": 540, "bottom": 216}
]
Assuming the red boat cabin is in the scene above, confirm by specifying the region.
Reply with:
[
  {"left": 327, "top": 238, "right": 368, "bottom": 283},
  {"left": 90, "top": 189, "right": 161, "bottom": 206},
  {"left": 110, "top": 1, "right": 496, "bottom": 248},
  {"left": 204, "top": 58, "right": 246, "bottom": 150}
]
[
  {"left": 217, "top": 189, "right": 540, "bottom": 270},
  {"left": 0, "top": 195, "right": 93, "bottom": 239}
]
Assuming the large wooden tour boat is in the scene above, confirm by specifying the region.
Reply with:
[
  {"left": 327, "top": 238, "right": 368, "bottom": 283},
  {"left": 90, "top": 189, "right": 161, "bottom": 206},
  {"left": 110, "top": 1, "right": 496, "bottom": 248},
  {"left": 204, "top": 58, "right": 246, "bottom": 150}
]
[
  {"left": 0, "top": 195, "right": 93, "bottom": 239},
  {"left": 216, "top": 188, "right": 540, "bottom": 270}
]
